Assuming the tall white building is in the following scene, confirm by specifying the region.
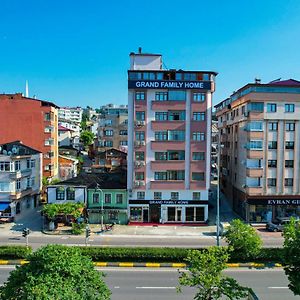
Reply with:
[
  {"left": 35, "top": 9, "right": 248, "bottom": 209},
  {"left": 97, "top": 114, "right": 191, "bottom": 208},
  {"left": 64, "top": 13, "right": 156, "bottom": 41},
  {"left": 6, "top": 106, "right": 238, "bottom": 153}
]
[
  {"left": 0, "top": 141, "right": 42, "bottom": 220},
  {"left": 127, "top": 50, "right": 217, "bottom": 224}
]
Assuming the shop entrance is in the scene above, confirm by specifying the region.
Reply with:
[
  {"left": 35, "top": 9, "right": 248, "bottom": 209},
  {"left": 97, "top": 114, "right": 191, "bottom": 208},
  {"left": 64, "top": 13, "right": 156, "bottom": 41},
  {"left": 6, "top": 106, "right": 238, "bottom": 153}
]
[
  {"left": 167, "top": 207, "right": 182, "bottom": 222},
  {"left": 143, "top": 209, "right": 149, "bottom": 223},
  {"left": 150, "top": 204, "right": 160, "bottom": 223}
]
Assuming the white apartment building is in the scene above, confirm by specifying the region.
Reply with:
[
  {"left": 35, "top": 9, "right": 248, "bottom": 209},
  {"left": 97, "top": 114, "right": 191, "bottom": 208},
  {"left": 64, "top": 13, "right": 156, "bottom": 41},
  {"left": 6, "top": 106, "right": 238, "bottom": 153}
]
[
  {"left": 127, "top": 50, "right": 217, "bottom": 224},
  {"left": 0, "top": 141, "right": 42, "bottom": 220},
  {"left": 58, "top": 107, "right": 83, "bottom": 124}
]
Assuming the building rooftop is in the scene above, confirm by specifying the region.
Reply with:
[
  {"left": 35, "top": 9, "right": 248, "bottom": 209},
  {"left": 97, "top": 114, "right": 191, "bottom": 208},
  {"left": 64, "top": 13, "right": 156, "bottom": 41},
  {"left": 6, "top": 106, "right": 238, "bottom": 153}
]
[
  {"left": 0, "top": 141, "right": 41, "bottom": 156},
  {"left": 58, "top": 125, "right": 73, "bottom": 132}
]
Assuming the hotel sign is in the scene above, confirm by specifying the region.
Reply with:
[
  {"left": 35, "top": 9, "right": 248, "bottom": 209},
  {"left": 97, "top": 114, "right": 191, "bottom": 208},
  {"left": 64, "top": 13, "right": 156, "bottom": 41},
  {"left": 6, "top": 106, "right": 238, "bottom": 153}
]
[
  {"left": 248, "top": 199, "right": 300, "bottom": 206},
  {"left": 129, "top": 200, "right": 209, "bottom": 205},
  {"left": 128, "top": 80, "right": 211, "bottom": 90}
]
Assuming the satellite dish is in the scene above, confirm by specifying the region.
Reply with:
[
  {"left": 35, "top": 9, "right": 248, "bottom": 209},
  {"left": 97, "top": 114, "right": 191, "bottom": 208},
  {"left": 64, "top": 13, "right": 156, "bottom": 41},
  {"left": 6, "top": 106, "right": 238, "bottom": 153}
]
[
  {"left": 3, "top": 150, "right": 7, "bottom": 155},
  {"left": 7, "top": 151, "right": 12, "bottom": 156}
]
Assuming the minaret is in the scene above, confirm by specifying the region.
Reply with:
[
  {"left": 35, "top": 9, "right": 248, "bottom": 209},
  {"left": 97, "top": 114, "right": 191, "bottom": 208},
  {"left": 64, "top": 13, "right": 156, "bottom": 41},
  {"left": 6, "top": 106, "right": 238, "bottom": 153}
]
[{"left": 25, "top": 80, "right": 29, "bottom": 98}]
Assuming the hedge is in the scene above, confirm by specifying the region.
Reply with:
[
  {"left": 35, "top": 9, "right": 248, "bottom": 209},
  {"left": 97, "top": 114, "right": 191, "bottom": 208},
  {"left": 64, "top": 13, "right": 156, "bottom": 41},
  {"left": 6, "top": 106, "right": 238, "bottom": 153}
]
[{"left": 0, "top": 246, "right": 32, "bottom": 259}]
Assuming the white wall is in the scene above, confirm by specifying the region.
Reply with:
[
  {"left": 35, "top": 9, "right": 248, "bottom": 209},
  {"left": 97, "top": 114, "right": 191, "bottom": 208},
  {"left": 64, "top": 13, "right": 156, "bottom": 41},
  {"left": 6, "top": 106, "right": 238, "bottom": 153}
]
[{"left": 47, "top": 186, "right": 86, "bottom": 204}]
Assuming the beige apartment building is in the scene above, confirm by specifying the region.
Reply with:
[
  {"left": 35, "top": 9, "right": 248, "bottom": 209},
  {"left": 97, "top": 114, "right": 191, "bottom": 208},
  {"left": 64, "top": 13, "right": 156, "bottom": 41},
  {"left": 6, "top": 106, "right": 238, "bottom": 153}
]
[{"left": 215, "top": 79, "right": 300, "bottom": 223}]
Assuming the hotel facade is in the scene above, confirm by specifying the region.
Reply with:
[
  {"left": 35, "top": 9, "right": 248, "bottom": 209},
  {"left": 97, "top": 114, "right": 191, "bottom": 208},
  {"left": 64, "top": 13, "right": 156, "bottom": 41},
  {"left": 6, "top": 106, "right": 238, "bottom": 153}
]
[
  {"left": 215, "top": 79, "right": 300, "bottom": 223},
  {"left": 127, "top": 51, "right": 216, "bottom": 223}
]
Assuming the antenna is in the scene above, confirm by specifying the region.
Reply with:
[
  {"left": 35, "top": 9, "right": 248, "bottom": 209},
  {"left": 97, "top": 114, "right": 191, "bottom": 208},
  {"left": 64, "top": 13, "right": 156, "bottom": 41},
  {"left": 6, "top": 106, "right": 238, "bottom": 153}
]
[{"left": 25, "top": 80, "right": 29, "bottom": 97}]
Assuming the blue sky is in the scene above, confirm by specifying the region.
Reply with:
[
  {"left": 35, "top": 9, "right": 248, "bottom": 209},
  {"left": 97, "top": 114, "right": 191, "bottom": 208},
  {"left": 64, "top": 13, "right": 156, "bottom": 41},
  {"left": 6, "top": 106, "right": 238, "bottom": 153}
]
[{"left": 1, "top": 0, "right": 300, "bottom": 108}]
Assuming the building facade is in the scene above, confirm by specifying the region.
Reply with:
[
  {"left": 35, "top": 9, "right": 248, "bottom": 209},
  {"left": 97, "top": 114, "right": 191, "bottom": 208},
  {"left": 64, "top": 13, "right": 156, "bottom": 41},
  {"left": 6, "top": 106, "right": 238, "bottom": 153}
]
[
  {"left": 0, "top": 93, "right": 59, "bottom": 179},
  {"left": 58, "top": 107, "right": 83, "bottom": 124},
  {"left": 215, "top": 79, "right": 300, "bottom": 222},
  {"left": 127, "top": 51, "right": 216, "bottom": 223},
  {"left": 0, "top": 141, "right": 42, "bottom": 220}
]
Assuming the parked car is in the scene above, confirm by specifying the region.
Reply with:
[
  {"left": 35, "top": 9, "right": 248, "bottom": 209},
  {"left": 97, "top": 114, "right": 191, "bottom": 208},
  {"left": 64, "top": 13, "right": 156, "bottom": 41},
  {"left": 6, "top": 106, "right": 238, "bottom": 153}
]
[
  {"left": 219, "top": 222, "right": 231, "bottom": 236},
  {"left": 266, "top": 217, "right": 298, "bottom": 232}
]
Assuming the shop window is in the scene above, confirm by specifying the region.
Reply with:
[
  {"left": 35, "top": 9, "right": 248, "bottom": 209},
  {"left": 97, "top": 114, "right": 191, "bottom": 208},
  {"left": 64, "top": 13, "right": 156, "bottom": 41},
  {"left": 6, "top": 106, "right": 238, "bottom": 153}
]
[
  {"left": 186, "top": 207, "right": 205, "bottom": 222},
  {"left": 108, "top": 211, "right": 118, "bottom": 221},
  {"left": 130, "top": 207, "right": 142, "bottom": 222}
]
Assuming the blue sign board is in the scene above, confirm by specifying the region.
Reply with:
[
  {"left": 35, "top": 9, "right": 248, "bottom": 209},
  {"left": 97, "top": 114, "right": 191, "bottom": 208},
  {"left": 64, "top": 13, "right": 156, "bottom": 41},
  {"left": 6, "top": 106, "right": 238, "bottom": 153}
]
[{"left": 128, "top": 80, "right": 211, "bottom": 90}]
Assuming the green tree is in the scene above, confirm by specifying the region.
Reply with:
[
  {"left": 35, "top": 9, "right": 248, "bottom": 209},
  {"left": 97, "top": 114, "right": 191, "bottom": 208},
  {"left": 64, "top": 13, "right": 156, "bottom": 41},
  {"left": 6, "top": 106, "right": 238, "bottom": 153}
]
[
  {"left": 0, "top": 245, "right": 111, "bottom": 300},
  {"left": 282, "top": 217, "right": 300, "bottom": 295},
  {"left": 80, "top": 130, "right": 95, "bottom": 146},
  {"left": 224, "top": 219, "right": 262, "bottom": 260},
  {"left": 178, "top": 247, "right": 250, "bottom": 300},
  {"left": 43, "top": 203, "right": 84, "bottom": 220}
]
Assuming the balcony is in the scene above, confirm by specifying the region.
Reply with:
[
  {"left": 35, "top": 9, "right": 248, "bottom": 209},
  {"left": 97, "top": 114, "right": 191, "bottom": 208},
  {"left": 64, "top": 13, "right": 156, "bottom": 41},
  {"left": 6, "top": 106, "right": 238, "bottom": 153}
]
[
  {"left": 10, "top": 187, "right": 33, "bottom": 200},
  {"left": 151, "top": 141, "right": 185, "bottom": 151},
  {"left": 20, "top": 168, "right": 32, "bottom": 177},
  {"left": 246, "top": 167, "right": 263, "bottom": 177},
  {"left": 151, "top": 160, "right": 185, "bottom": 171},
  {"left": 151, "top": 120, "right": 185, "bottom": 131},
  {"left": 150, "top": 180, "right": 185, "bottom": 190},
  {"left": 152, "top": 101, "right": 186, "bottom": 111},
  {"left": 245, "top": 186, "right": 263, "bottom": 195},
  {"left": 9, "top": 171, "right": 22, "bottom": 179}
]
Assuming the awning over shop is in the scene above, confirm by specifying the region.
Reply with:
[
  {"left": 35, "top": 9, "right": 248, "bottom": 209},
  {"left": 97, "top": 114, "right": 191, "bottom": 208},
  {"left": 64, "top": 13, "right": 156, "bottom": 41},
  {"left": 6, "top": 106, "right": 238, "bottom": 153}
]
[{"left": 0, "top": 202, "right": 10, "bottom": 211}]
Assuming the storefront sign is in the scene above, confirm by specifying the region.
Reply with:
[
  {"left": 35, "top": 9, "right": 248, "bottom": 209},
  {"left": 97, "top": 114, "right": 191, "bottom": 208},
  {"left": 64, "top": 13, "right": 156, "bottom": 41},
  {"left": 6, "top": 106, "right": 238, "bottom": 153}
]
[
  {"left": 247, "top": 198, "right": 300, "bottom": 206},
  {"left": 128, "top": 80, "right": 211, "bottom": 90},
  {"left": 129, "top": 200, "right": 208, "bottom": 205}
]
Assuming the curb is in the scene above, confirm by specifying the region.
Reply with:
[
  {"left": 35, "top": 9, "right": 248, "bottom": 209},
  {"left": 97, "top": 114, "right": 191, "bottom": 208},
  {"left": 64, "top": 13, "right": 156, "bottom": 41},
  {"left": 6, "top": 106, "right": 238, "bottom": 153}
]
[{"left": 0, "top": 260, "right": 283, "bottom": 268}]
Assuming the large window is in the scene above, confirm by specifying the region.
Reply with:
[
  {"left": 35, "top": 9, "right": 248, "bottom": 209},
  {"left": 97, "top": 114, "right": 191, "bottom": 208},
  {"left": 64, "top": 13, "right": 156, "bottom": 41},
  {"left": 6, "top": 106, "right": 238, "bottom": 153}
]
[
  {"left": 0, "top": 162, "right": 12, "bottom": 172},
  {"left": 155, "top": 152, "right": 167, "bottom": 161},
  {"left": 135, "top": 152, "right": 144, "bottom": 161},
  {"left": 285, "top": 160, "right": 294, "bottom": 168},
  {"left": 267, "top": 178, "right": 277, "bottom": 187},
  {"left": 268, "top": 122, "right": 278, "bottom": 131},
  {"left": 136, "top": 111, "right": 145, "bottom": 121},
  {"left": 249, "top": 140, "right": 263, "bottom": 150},
  {"left": 193, "top": 112, "right": 205, "bottom": 121},
  {"left": 192, "top": 152, "right": 205, "bottom": 160},
  {"left": 168, "top": 111, "right": 185, "bottom": 121},
  {"left": 268, "top": 160, "right": 277, "bottom": 168},
  {"left": 285, "top": 178, "right": 293, "bottom": 187},
  {"left": 135, "top": 92, "right": 145, "bottom": 101},
  {"left": 135, "top": 131, "right": 145, "bottom": 141},
  {"left": 192, "top": 172, "right": 205, "bottom": 181},
  {"left": 192, "top": 132, "right": 205, "bottom": 141},
  {"left": 168, "top": 130, "right": 185, "bottom": 141},
  {"left": 285, "top": 104, "right": 295, "bottom": 112},
  {"left": 168, "top": 90, "right": 186, "bottom": 101},
  {"left": 248, "top": 102, "right": 264, "bottom": 112},
  {"left": 0, "top": 182, "right": 10, "bottom": 192},
  {"left": 285, "top": 141, "right": 294, "bottom": 149},
  {"left": 168, "top": 151, "right": 185, "bottom": 160},
  {"left": 168, "top": 170, "right": 185, "bottom": 180},
  {"left": 155, "top": 92, "right": 168, "bottom": 101},
  {"left": 193, "top": 93, "right": 205, "bottom": 102},
  {"left": 66, "top": 187, "right": 75, "bottom": 200},
  {"left": 267, "top": 103, "right": 277, "bottom": 112},
  {"left": 155, "top": 131, "right": 168, "bottom": 141},
  {"left": 155, "top": 112, "right": 168, "bottom": 121},
  {"left": 248, "top": 121, "right": 263, "bottom": 131},
  {"left": 268, "top": 141, "right": 278, "bottom": 149},
  {"left": 56, "top": 187, "right": 65, "bottom": 200},
  {"left": 285, "top": 122, "right": 295, "bottom": 131},
  {"left": 155, "top": 172, "right": 167, "bottom": 180}
]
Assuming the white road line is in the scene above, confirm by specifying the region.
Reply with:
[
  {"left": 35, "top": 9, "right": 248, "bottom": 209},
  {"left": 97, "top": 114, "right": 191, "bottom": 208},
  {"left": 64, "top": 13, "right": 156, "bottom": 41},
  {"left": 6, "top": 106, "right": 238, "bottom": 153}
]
[
  {"left": 136, "top": 286, "right": 176, "bottom": 289},
  {"left": 114, "top": 286, "right": 120, "bottom": 289},
  {"left": 268, "top": 287, "right": 289, "bottom": 289}
]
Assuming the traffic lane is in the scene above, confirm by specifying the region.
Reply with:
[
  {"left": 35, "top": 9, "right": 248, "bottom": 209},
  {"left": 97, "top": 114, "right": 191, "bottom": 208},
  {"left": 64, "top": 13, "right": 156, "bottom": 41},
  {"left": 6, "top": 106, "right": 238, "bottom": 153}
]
[{"left": 0, "top": 266, "right": 14, "bottom": 285}]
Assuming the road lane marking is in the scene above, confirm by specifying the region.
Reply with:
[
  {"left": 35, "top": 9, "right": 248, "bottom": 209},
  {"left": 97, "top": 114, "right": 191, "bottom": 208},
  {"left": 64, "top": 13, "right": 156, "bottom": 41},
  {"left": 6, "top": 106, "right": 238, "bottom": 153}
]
[
  {"left": 114, "top": 286, "right": 120, "bottom": 289},
  {"left": 268, "top": 287, "right": 289, "bottom": 289},
  {"left": 136, "top": 286, "right": 176, "bottom": 289}
]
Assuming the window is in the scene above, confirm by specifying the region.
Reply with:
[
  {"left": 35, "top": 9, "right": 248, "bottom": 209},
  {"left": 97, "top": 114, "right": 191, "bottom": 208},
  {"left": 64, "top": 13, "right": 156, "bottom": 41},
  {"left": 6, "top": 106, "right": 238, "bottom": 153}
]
[
  {"left": 268, "top": 141, "right": 278, "bottom": 149},
  {"left": 155, "top": 112, "right": 168, "bottom": 121},
  {"left": 135, "top": 92, "right": 145, "bottom": 101},
  {"left": 248, "top": 102, "right": 264, "bottom": 112},
  {"left": 120, "top": 140, "right": 128, "bottom": 146},
  {"left": 104, "top": 130, "right": 113, "bottom": 136},
  {"left": 0, "top": 182, "right": 10, "bottom": 192},
  {"left": 168, "top": 170, "right": 185, "bottom": 180},
  {"left": 285, "top": 178, "right": 293, "bottom": 187},
  {"left": 135, "top": 131, "right": 145, "bottom": 141},
  {"left": 155, "top": 152, "right": 167, "bottom": 161},
  {"left": 92, "top": 193, "right": 99, "bottom": 204},
  {"left": 0, "top": 162, "right": 11, "bottom": 171},
  {"left": 45, "top": 126, "right": 54, "bottom": 133},
  {"left": 267, "top": 178, "right": 277, "bottom": 187},
  {"left": 285, "top": 104, "right": 295, "bottom": 112},
  {"left": 31, "top": 177, "right": 35, "bottom": 187},
  {"left": 248, "top": 121, "right": 263, "bottom": 131},
  {"left": 267, "top": 103, "right": 277, "bottom": 112},
  {"left": 155, "top": 131, "right": 168, "bottom": 141},
  {"left": 116, "top": 194, "right": 123, "bottom": 204},
  {"left": 192, "top": 152, "right": 205, "bottom": 160},
  {"left": 56, "top": 187, "right": 65, "bottom": 200},
  {"left": 135, "top": 172, "right": 144, "bottom": 180},
  {"left": 30, "top": 160, "right": 35, "bottom": 168},
  {"left": 137, "top": 192, "right": 145, "bottom": 200},
  {"left": 192, "top": 172, "right": 205, "bottom": 181},
  {"left": 15, "top": 161, "right": 20, "bottom": 171},
  {"left": 168, "top": 151, "right": 185, "bottom": 160},
  {"left": 285, "top": 160, "right": 294, "bottom": 168},
  {"left": 193, "top": 192, "right": 201, "bottom": 200},
  {"left": 192, "top": 132, "right": 205, "bottom": 141},
  {"left": 268, "top": 160, "right": 277, "bottom": 168},
  {"left": 268, "top": 122, "right": 278, "bottom": 131},
  {"left": 193, "top": 112, "right": 205, "bottom": 121},
  {"left": 26, "top": 177, "right": 31, "bottom": 188},
  {"left": 168, "top": 130, "right": 185, "bottom": 141},
  {"left": 154, "top": 192, "right": 162, "bottom": 200},
  {"left": 168, "top": 111, "right": 185, "bottom": 121},
  {"left": 44, "top": 113, "right": 51, "bottom": 121},
  {"left": 285, "top": 141, "right": 294, "bottom": 149},
  {"left": 104, "top": 194, "right": 112, "bottom": 204},
  {"left": 285, "top": 122, "right": 295, "bottom": 131},
  {"left": 171, "top": 192, "right": 179, "bottom": 200},
  {"left": 155, "top": 92, "right": 168, "bottom": 101},
  {"left": 119, "top": 130, "right": 128, "bottom": 135},
  {"left": 193, "top": 93, "right": 205, "bottom": 102},
  {"left": 249, "top": 140, "right": 263, "bottom": 150},
  {"left": 135, "top": 152, "right": 144, "bottom": 161},
  {"left": 168, "top": 90, "right": 186, "bottom": 101},
  {"left": 66, "top": 187, "right": 75, "bottom": 200},
  {"left": 154, "top": 172, "right": 167, "bottom": 180},
  {"left": 104, "top": 140, "right": 113, "bottom": 147},
  {"left": 136, "top": 111, "right": 145, "bottom": 121},
  {"left": 45, "top": 138, "right": 54, "bottom": 146}
]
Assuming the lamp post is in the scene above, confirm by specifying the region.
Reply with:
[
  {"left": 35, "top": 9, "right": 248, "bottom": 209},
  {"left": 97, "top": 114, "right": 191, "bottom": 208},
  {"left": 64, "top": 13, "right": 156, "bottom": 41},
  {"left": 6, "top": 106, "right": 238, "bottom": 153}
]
[{"left": 95, "top": 184, "right": 104, "bottom": 230}]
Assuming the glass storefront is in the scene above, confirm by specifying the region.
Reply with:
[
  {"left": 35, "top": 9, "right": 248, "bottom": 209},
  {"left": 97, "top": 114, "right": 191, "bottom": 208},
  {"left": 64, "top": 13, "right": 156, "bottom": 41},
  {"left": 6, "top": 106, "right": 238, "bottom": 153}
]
[{"left": 186, "top": 207, "right": 205, "bottom": 222}]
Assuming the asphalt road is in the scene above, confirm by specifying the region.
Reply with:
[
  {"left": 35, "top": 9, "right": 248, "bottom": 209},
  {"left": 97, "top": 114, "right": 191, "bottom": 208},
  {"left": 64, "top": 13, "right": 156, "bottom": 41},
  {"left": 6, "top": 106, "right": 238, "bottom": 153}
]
[
  {"left": 0, "top": 267, "right": 297, "bottom": 300},
  {"left": 0, "top": 233, "right": 283, "bottom": 249}
]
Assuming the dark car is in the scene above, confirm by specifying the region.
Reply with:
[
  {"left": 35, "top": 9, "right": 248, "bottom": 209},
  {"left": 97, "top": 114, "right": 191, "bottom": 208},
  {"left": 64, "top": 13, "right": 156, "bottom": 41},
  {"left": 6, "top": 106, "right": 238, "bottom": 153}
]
[{"left": 266, "top": 217, "right": 297, "bottom": 232}]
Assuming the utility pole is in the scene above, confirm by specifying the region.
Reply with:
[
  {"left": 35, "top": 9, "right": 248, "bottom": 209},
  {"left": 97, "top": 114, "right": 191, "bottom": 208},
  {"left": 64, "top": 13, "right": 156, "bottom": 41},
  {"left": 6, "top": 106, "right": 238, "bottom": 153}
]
[
  {"left": 85, "top": 225, "right": 91, "bottom": 246},
  {"left": 22, "top": 228, "right": 30, "bottom": 247}
]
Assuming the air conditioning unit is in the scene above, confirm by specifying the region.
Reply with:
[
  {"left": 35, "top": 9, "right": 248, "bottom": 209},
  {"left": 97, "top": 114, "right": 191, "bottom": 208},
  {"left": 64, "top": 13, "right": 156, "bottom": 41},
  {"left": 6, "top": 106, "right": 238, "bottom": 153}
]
[
  {"left": 140, "top": 121, "right": 146, "bottom": 126},
  {"left": 242, "top": 184, "right": 247, "bottom": 188},
  {"left": 134, "top": 181, "right": 140, "bottom": 187},
  {"left": 135, "top": 121, "right": 141, "bottom": 127},
  {"left": 134, "top": 161, "right": 141, "bottom": 168},
  {"left": 140, "top": 141, "right": 146, "bottom": 146},
  {"left": 134, "top": 141, "right": 141, "bottom": 147},
  {"left": 139, "top": 161, "right": 145, "bottom": 167},
  {"left": 139, "top": 181, "right": 145, "bottom": 186}
]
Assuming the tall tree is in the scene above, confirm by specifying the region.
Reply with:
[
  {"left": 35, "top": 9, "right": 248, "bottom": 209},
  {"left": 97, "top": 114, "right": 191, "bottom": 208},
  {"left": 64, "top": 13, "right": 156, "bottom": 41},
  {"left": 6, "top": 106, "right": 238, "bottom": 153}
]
[
  {"left": 178, "top": 247, "right": 250, "bottom": 300},
  {"left": 282, "top": 217, "right": 300, "bottom": 295},
  {"left": 0, "top": 245, "right": 111, "bottom": 300},
  {"left": 80, "top": 130, "right": 95, "bottom": 146},
  {"left": 224, "top": 219, "right": 262, "bottom": 260}
]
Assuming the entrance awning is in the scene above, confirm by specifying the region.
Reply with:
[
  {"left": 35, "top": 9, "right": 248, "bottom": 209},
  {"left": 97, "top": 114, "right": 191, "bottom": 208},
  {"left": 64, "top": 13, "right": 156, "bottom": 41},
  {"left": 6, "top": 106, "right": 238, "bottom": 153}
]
[{"left": 0, "top": 202, "right": 11, "bottom": 211}]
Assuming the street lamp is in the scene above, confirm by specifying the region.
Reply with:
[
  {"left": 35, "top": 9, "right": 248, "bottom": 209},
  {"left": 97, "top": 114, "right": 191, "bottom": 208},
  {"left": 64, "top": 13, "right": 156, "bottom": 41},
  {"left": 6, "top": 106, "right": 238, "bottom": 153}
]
[
  {"left": 216, "top": 131, "right": 224, "bottom": 247},
  {"left": 95, "top": 184, "right": 104, "bottom": 230}
]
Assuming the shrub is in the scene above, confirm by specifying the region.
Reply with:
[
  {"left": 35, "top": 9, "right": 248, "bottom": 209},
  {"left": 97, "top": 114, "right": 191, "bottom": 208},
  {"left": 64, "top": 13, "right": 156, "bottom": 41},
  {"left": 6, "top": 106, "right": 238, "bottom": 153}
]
[
  {"left": 71, "top": 223, "right": 85, "bottom": 235},
  {"left": 0, "top": 246, "right": 32, "bottom": 259}
]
